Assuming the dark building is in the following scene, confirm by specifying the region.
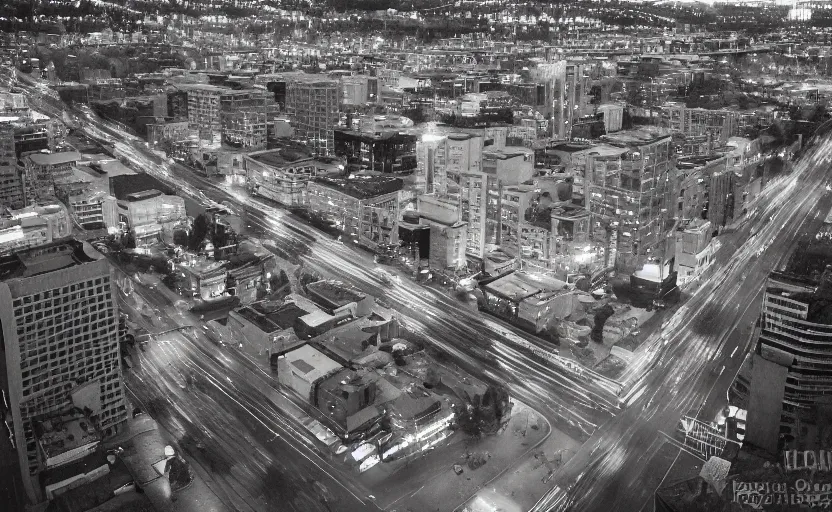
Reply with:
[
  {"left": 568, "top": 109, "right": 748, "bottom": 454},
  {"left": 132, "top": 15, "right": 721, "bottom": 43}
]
[
  {"left": 54, "top": 84, "right": 89, "bottom": 105},
  {"left": 166, "top": 89, "right": 188, "bottom": 122},
  {"left": 334, "top": 129, "right": 417, "bottom": 174}
]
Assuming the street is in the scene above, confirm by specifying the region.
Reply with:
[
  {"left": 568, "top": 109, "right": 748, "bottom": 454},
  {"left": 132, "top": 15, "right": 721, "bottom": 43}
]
[
  {"left": 14, "top": 68, "right": 832, "bottom": 511},
  {"left": 531, "top": 134, "right": 832, "bottom": 511}
]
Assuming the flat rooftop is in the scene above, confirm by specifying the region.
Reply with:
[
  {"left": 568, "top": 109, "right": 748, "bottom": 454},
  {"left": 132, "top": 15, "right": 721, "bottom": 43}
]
[
  {"left": 125, "top": 189, "right": 163, "bottom": 202},
  {"left": 312, "top": 318, "right": 381, "bottom": 364},
  {"left": 236, "top": 301, "right": 309, "bottom": 333},
  {"left": 306, "top": 280, "right": 366, "bottom": 311},
  {"left": 27, "top": 151, "right": 81, "bottom": 166},
  {"left": 0, "top": 238, "right": 100, "bottom": 280},
  {"left": 35, "top": 410, "right": 100, "bottom": 467},
  {"left": 284, "top": 344, "right": 342, "bottom": 384},
  {"left": 313, "top": 175, "right": 403, "bottom": 200},
  {"left": 248, "top": 146, "right": 314, "bottom": 167},
  {"left": 603, "top": 127, "right": 673, "bottom": 147},
  {"left": 482, "top": 270, "right": 568, "bottom": 301}
]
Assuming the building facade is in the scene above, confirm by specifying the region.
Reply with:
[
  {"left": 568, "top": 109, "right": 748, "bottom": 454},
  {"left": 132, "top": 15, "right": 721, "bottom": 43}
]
[
  {"left": 586, "top": 130, "right": 674, "bottom": 272},
  {"left": 0, "top": 239, "right": 127, "bottom": 502},
  {"left": 285, "top": 79, "right": 340, "bottom": 156},
  {"left": 0, "top": 121, "right": 23, "bottom": 208}
]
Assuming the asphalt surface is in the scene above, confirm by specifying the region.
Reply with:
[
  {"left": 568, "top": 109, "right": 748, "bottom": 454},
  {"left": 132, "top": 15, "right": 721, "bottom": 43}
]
[
  {"left": 16, "top": 69, "right": 832, "bottom": 511},
  {"left": 118, "top": 278, "right": 377, "bottom": 512}
]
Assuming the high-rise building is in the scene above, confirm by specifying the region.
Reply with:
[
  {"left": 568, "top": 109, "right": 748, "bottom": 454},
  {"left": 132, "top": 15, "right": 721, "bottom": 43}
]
[
  {"left": 285, "top": 79, "right": 340, "bottom": 156},
  {"left": 586, "top": 128, "right": 674, "bottom": 273},
  {"left": 0, "top": 120, "right": 23, "bottom": 208},
  {"left": 530, "top": 61, "right": 591, "bottom": 141},
  {"left": 181, "top": 84, "right": 270, "bottom": 145},
  {"left": 0, "top": 238, "right": 127, "bottom": 502}
]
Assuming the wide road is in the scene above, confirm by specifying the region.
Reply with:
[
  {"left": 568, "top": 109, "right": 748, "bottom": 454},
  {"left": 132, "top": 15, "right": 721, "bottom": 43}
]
[
  {"left": 117, "top": 275, "right": 378, "bottom": 512},
  {"left": 15, "top": 72, "right": 624, "bottom": 443},
  {"left": 70, "top": 100, "right": 622, "bottom": 438},
  {"left": 531, "top": 136, "right": 832, "bottom": 511},
  {"left": 18, "top": 71, "right": 827, "bottom": 510}
]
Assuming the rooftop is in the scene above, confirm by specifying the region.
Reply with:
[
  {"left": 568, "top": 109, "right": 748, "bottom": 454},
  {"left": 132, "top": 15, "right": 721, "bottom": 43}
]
[
  {"left": 312, "top": 318, "right": 384, "bottom": 365},
  {"left": 26, "top": 151, "right": 81, "bottom": 166},
  {"left": 482, "top": 270, "right": 569, "bottom": 302},
  {"left": 602, "top": 126, "right": 673, "bottom": 147},
  {"left": 306, "top": 280, "right": 366, "bottom": 311},
  {"left": 247, "top": 145, "right": 313, "bottom": 168},
  {"left": 483, "top": 146, "right": 532, "bottom": 160},
  {"left": 125, "top": 189, "right": 163, "bottom": 202},
  {"left": 313, "top": 175, "right": 403, "bottom": 200},
  {"left": 283, "top": 344, "right": 343, "bottom": 385},
  {"left": 236, "top": 301, "right": 309, "bottom": 333},
  {"left": 0, "top": 238, "right": 101, "bottom": 280},
  {"left": 35, "top": 409, "right": 100, "bottom": 468},
  {"left": 316, "top": 367, "right": 382, "bottom": 430}
]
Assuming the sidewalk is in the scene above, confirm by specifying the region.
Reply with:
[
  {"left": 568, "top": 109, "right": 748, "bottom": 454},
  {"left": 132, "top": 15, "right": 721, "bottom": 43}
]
[
  {"left": 454, "top": 402, "right": 581, "bottom": 512},
  {"left": 360, "top": 400, "right": 555, "bottom": 512}
]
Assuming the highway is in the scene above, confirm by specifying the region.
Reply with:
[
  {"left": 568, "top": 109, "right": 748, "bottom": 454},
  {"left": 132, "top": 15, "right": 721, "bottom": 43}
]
[{"left": 15, "top": 69, "right": 831, "bottom": 511}]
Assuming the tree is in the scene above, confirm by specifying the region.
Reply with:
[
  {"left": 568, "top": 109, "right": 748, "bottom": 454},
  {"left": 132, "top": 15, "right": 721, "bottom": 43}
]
[
  {"left": 188, "top": 214, "right": 211, "bottom": 252},
  {"left": 591, "top": 304, "right": 616, "bottom": 344}
]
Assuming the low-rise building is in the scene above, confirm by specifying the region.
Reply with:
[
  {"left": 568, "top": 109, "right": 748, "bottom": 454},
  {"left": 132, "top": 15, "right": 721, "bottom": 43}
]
[
  {"left": 0, "top": 201, "right": 71, "bottom": 255},
  {"left": 23, "top": 151, "right": 81, "bottom": 203},
  {"left": 478, "top": 270, "right": 575, "bottom": 334},
  {"left": 244, "top": 146, "right": 343, "bottom": 207},
  {"left": 54, "top": 166, "right": 119, "bottom": 232},
  {"left": 179, "top": 259, "right": 227, "bottom": 302},
  {"left": 117, "top": 189, "right": 187, "bottom": 246},
  {"left": 675, "top": 218, "right": 716, "bottom": 284},
  {"left": 334, "top": 129, "right": 417, "bottom": 175}
]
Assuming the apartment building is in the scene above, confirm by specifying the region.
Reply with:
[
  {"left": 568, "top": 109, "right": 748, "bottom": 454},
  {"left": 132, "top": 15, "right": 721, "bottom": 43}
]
[
  {"left": 285, "top": 78, "right": 340, "bottom": 156},
  {"left": 674, "top": 154, "right": 729, "bottom": 222},
  {"left": 181, "top": 84, "right": 270, "bottom": 145},
  {"left": 146, "top": 120, "right": 191, "bottom": 147},
  {"left": 435, "top": 132, "right": 483, "bottom": 195},
  {"left": 0, "top": 239, "right": 127, "bottom": 502},
  {"left": 221, "top": 108, "right": 268, "bottom": 149},
  {"left": 529, "top": 60, "right": 591, "bottom": 140},
  {"left": 586, "top": 128, "right": 674, "bottom": 273},
  {"left": 664, "top": 105, "right": 740, "bottom": 155},
  {"left": 0, "top": 202, "right": 71, "bottom": 255},
  {"left": 0, "top": 120, "right": 23, "bottom": 208},
  {"left": 674, "top": 218, "right": 715, "bottom": 284},
  {"left": 117, "top": 189, "right": 187, "bottom": 246}
]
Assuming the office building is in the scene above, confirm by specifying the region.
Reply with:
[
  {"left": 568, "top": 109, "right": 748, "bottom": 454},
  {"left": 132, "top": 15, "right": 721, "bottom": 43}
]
[
  {"left": 307, "top": 176, "right": 403, "bottom": 252},
  {"left": 181, "top": 84, "right": 270, "bottom": 145},
  {"left": 586, "top": 128, "right": 674, "bottom": 273},
  {"left": 244, "top": 145, "right": 343, "bottom": 207},
  {"left": 285, "top": 78, "right": 340, "bottom": 156},
  {"left": 0, "top": 238, "right": 127, "bottom": 502},
  {"left": 0, "top": 120, "right": 23, "bottom": 208}
]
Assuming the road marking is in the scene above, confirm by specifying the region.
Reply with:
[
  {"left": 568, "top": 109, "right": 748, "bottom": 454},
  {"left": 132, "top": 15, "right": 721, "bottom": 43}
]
[{"left": 730, "top": 346, "right": 738, "bottom": 358}]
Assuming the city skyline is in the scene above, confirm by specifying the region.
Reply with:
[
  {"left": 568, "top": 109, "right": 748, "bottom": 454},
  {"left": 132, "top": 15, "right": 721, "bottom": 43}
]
[{"left": 1, "top": 2, "right": 832, "bottom": 512}]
